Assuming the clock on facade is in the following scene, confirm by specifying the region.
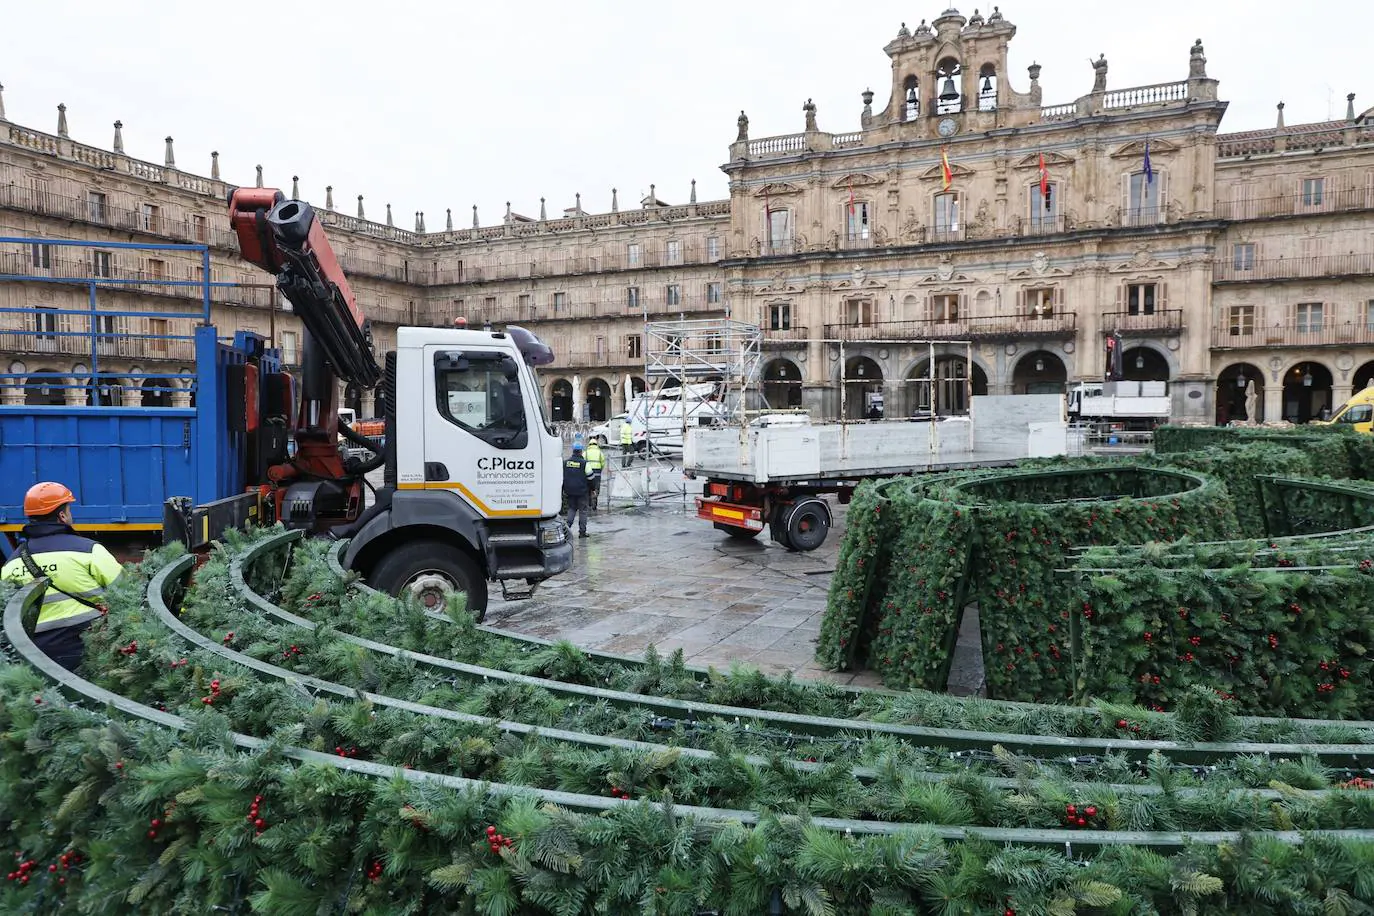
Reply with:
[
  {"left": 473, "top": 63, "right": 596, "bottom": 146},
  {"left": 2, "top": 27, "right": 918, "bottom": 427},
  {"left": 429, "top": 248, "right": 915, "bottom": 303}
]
[{"left": 937, "top": 117, "right": 958, "bottom": 137}]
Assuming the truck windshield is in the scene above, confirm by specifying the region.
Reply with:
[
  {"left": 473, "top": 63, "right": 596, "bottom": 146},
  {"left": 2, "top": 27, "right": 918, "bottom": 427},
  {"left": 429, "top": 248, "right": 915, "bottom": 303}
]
[
  {"left": 435, "top": 356, "right": 528, "bottom": 449},
  {"left": 1337, "top": 404, "right": 1373, "bottom": 424}
]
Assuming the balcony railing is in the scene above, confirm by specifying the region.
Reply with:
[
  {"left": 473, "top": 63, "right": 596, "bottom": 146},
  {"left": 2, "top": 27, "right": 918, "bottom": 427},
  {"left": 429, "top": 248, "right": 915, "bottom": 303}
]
[
  {"left": 0, "top": 183, "right": 240, "bottom": 250},
  {"left": 0, "top": 329, "right": 196, "bottom": 363},
  {"left": 1214, "top": 252, "right": 1374, "bottom": 283},
  {"left": 1216, "top": 187, "right": 1374, "bottom": 221},
  {"left": 822, "top": 313, "right": 1077, "bottom": 342},
  {"left": 1213, "top": 319, "right": 1374, "bottom": 350},
  {"left": 1017, "top": 215, "right": 1070, "bottom": 237},
  {"left": 1120, "top": 207, "right": 1166, "bottom": 228},
  {"left": 761, "top": 326, "right": 810, "bottom": 346},
  {"left": 548, "top": 349, "right": 641, "bottom": 370},
  {"left": 761, "top": 238, "right": 798, "bottom": 257},
  {"left": 1102, "top": 81, "right": 1189, "bottom": 110},
  {"left": 1100, "top": 309, "right": 1184, "bottom": 334},
  {"left": 430, "top": 244, "right": 722, "bottom": 286}
]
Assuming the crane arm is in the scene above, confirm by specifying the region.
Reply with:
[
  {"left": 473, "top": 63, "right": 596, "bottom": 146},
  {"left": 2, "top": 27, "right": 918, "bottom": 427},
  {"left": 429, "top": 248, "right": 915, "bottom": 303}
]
[{"left": 228, "top": 188, "right": 381, "bottom": 389}]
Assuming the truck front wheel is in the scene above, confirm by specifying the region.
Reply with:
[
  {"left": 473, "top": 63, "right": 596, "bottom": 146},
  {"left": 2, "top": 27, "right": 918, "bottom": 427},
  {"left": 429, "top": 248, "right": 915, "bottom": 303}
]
[{"left": 369, "top": 540, "right": 489, "bottom": 621}]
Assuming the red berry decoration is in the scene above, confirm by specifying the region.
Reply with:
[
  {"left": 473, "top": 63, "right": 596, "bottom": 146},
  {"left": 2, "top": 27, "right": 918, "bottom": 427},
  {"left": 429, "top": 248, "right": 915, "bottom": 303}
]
[
  {"left": 1085, "top": 806, "right": 1097, "bottom": 817},
  {"left": 1115, "top": 719, "right": 1127, "bottom": 729},
  {"left": 486, "top": 825, "right": 497, "bottom": 837}
]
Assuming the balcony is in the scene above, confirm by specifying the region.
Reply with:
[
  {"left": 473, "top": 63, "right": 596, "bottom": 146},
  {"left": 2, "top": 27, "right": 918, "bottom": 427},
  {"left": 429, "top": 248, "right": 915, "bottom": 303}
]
[
  {"left": 548, "top": 350, "right": 641, "bottom": 371},
  {"left": 0, "top": 329, "right": 196, "bottom": 363},
  {"left": 0, "top": 183, "right": 240, "bottom": 250},
  {"left": 1214, "top": 253, "right": 1374, "bottom": 283},
  {"left": 1212, "top": 319, "right": 1374, "bottom": 350},
  {"left": 430, "top": 243, "right": 722, "bottom": 286},
  {"left": 1216, "top": 188, "right": 1374, "bottom": 221},
  {"left": 761, "top": 326, "right": 810, "bottom": 348},
  {"left": 822, "top": 313, "right": 1077, "bottom": 343},
  {"left": 1016, "top": 215, "right": 1070, "bottom": 237},
  {"left": 1100, "top": 309, "right": 1184, "bottom": 335},
  {"left": 1120, "top": 207, "right": 1167, "bottom": 228}
]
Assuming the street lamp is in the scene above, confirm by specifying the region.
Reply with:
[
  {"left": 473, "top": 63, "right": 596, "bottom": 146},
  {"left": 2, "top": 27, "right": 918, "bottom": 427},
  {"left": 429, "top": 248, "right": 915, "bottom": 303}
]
[{"left": 1303, "top": 370, "right": 1314, "bottom": 387}]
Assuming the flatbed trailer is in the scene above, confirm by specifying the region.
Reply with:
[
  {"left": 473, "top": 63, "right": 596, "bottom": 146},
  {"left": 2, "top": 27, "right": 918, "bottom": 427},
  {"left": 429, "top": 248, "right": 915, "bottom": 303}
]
[{"left": 684, "top": 394, "right": 1067, "bottom": 550}]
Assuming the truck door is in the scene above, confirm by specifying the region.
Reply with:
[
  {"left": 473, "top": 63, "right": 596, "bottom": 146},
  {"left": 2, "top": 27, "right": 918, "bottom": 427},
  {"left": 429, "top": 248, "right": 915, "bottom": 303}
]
[
  {"left": 421, "top": 347, "right": 546, "bottom": 518},
  {"left": 1334, "top": 402, "right": 1374, "bottom": 435}
]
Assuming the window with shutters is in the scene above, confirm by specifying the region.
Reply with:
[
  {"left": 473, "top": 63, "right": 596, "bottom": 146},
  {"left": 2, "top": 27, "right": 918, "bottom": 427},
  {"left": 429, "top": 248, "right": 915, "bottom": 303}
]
[
  {"left": 933, "top": 193, "right": 959, "bottom": 235},
  {"left": 28, "top": 177, "right": 50, "bottom": 213},
  {"left": 87, "top": 191, "right": 108, "bottom": 224},
  {"left": 769, "top": 303, "right": 792, "bottom": 331},
  {"left": 193, "top": 215, "right": 208, "bottom": 242},
  {"left": 1028, "top": 183, "right": 1058, "bottom": 231},
  {"left": 33, "top": 306, "right": 58, "bottom": 341},
  {"left": 846, "top": 201, "right": 871, "bottom": 240},
  {"left": 91, "top": 250, "right": 112, "bottom": 278},
  {"left": 149, "top": 318, "right": 169, "bottom": 354},
  {"left": 666, "top": 284, "right": 681, "bottom": 306},
  {"left": 627, "top": 243, "right": 641, "bottom": 267},
  {"left": 552, "top": 291, "right": 568, "bottom": 311},
  {"left": 30, "top": 243, "right": 52, "bottom": 270},
  {"left": 626, "top": 335, "right": 642, "bottom": 359},
  {"left": 707, "top": 236, "right": 720, "bottom": 260},
  {"left": 1228, "top": 305, "right": 1255, "bottom": 337},
  {"left": 1295, "top": 302, "right": 1323, "bottom": 333},
  {"left": 707, "top": 282, "right": 721, "bottom": 304},
  {"left": 666, "top": 239, "right": 681, "bottom": 264},
  {"left": 767, "top": 209, "right": 792, "bottom": 252},
  {"left": 1126, "top": 172, "right": 1162, "bottom": 224},
  {"left": 1228, "top": 183, "right": 1256, "bottom": 220},
  {"left": 846, "top": 298, "right": 875, "bottom": 327},
  {"left": 146, "top": 258, "right": 166, "bottom": 281},
  {"left": 281, "top": 330, "right": 299, "bottom": 364},
  {"left": 1232, "top": 243, "right": 1256, "bottom": 271},
  {"left": 1366, "top": 300, "right": 1374, "bottom": 331},
  {"left": 626, "top": 286, "right": 639, "bottom": 310},
  {"left": 1302, "top": 177, "right": 1325, "bottom": 208},
  {"left": 140, "top": 203, "right": 161, "bottom": 233},
  {"left": 929, "top": 293, "right": 961, "bottom": 323},
  {"left": 595, "top": 336, "right": 605, "bottom": 360},
  {"left": 518, "top": 294, "right": 532, "bottom": 316},
  {"left": 1126, "top": 283, "right": 1157, "bottom": 316},
  {"left": 1024, "top": 287, "right": 1059, "bottom": 319}
]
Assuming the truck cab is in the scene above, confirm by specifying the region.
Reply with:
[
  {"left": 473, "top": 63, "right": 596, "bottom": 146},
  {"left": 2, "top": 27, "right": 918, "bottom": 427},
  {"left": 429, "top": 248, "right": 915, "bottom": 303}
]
[
  {"left": 341, "top": 326, "right": 571, "bottom": 616},
  {"left": 1319, "top": 386, "right": 1374, "bottom": 434}
]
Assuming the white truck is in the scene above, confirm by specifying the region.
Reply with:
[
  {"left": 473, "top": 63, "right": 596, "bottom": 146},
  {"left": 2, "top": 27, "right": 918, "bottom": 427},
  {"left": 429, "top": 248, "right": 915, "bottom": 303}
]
[
  {"left": 684, "top": 395, "right": 1068, "bottom": 550},
  {"left": 1066, "top": 380, "right": 1171, "bottom": 436}
]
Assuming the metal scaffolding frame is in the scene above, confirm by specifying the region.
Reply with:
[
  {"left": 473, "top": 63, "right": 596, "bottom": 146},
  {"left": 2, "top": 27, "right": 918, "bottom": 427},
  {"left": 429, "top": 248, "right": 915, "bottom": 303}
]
[{"left": 612, "top": 317, "right": 763, "bottom": 506}]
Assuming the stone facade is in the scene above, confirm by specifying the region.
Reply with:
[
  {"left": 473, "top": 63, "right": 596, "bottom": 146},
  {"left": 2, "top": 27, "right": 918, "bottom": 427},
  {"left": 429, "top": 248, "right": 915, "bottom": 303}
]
[{"left": 1, "top": 10, "right": 1372, "bottom": 425}]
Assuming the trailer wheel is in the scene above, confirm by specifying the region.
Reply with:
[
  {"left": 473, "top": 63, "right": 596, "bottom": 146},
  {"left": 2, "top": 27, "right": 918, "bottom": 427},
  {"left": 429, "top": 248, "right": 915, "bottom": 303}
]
[
  {"left": 369, "top": 540, "right": 488, "bottom": 621},
  {"left": 714, "top": 522, "right": 761, "bottom": 540},
  {"left": 769, "top": 504, "right": 794, "bottom": 550},
  {"left": 783, "top": 498, "right": 830, "bottom": 552}
]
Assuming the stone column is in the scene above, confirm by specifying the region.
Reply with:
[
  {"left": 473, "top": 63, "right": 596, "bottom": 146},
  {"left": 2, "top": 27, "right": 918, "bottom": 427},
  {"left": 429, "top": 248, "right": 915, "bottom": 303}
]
[
  {"left": 120, "top": 384, "right": 143, "bottom": 407},
  {"left": 63, "top": 381, "right": 86, "bottom": 407},
  {"left": 171, "top": 387, "right": 192, "bottom": 408},
  {"left": 1263, "top": 383, "right": 1284, "bottom": 425},
  {"left": 2, "top": 388, "right": 26, "bottom": 406},
  {"left": 360, "top": 388, "right": 376, "bottom": 418},
  {"left": 1331, "top": 383, "right": 1353, "bottom": 415}
]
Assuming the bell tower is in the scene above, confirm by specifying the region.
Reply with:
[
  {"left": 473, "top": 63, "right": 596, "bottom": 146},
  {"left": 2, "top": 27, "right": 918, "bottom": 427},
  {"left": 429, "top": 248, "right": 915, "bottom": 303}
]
[{"left": 879, "top": 7, "right": 1022, "bottom": 136}]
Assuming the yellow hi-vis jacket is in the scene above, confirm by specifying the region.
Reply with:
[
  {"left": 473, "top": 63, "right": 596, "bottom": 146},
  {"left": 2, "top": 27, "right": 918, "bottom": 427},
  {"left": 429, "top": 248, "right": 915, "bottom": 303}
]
[
  {"left": 620, "top": 422, "right": 634, "bottom": 447},
  {"left": 1, "top": 523, "right": 123, "bottom": 632},
  {"left": 584, "top": 442, "right": 605, "bottom": 475}
]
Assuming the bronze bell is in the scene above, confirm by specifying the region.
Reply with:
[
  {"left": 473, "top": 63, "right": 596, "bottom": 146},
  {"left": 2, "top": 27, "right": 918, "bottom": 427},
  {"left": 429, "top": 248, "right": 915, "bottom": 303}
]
[
  {"left": 939, "top": 77, "right": 959, "bottom": 101},
  {"left": 981, "top": 75, "right": 993, "bottom": 93}
]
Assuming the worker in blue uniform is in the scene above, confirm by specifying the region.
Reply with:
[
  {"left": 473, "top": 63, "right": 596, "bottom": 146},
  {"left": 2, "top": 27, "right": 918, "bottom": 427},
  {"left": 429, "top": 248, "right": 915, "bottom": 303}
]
[
  {"left": 1, "top": 482, "right": 123, "bottom": 671},
  {"left": 562, "top": 438, "right": 591, "bottom": 539}
]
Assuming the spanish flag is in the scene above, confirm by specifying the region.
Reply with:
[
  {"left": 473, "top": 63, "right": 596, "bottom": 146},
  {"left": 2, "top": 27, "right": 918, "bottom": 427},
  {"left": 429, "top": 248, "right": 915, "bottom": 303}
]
[
  {"left": 941, "top": 147, "right": 953, "bottom": 190},
  {"left": 1039, "top": 152, "right": 1050, "bottom": 205}
]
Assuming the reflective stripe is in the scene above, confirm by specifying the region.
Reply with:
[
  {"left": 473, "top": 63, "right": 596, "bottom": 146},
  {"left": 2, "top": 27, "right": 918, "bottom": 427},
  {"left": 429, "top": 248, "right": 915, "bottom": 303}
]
[
  {"left": 34, "top": 609, "right": 103, "bottom": 633},
  {"left": 39, "top": 586, "right": 106, "bottom": 606}
]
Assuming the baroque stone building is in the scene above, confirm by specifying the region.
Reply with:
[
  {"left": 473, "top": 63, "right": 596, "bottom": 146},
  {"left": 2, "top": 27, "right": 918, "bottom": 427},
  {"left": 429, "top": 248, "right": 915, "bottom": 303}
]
[{"left": 1, "top": 7, "right": 1372, "bottom": 426}]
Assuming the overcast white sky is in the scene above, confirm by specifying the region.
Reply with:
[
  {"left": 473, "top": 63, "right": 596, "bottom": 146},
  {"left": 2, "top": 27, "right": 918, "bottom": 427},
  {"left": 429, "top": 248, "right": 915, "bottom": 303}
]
[{"left": 2, "top": 1, "right": 1366, "bottom": 227}]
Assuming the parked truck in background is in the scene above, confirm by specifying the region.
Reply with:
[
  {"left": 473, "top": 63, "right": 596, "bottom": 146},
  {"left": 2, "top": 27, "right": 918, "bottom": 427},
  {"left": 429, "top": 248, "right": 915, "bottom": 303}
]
[
  {"left": 1065, "top": 380, "right": 1171, "bottom": 435},
  {"left": 0, "top": 191, "right": 571, "bottom": 615}
]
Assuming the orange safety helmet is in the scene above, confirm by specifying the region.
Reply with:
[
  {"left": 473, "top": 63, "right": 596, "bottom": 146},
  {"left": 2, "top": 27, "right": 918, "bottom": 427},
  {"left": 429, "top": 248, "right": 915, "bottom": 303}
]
[{"left": 24, "top": 482, "right": 76, "bottom": 517}]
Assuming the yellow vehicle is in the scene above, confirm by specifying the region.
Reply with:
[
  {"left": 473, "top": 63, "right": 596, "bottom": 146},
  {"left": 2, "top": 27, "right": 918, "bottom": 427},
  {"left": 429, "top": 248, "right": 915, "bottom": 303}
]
[{"left": 1319, "top": 386, "right": 1374, "bottom": 433}]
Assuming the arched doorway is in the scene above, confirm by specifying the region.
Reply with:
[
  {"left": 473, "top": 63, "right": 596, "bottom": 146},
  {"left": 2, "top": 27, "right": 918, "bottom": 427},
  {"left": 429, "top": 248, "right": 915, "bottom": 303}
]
[
  {"left": 843, "top": 356, "right": 883, "bottom": 419},
  {"left": 1353, "top": 361, "right": 1374, "bottom": 395},
  {"left": 1215, "top": 363, "right": 1264, "bottom": 425},
  {"left": 1282, "top": 361, "right": 1334, "bottom": 424},
  {"left": 762, "top": 358, "right": 802, "bottom": 409},
  {"left": 907, "top": 356, "right": 988, "bottom": 417},
  {"left": 550, "top": 378, "right": 573, "bottom": 421},
  {"left": 1011, "top": 351, "right": 1068, "bottom": 394},
  {"left": 141, "top": 377, "right": 173, "bottom": 407},
  {"left": 25, "top": 368, "right": 63, "bottom": 406},
  {"left": 585, "top": 378, "right": 611, "bottom": 423},
  {"left": 628, "top": 376, "right": 647, "bottom": 398},
  {"left": 1122, "top": 346, "right": 1170, "bottom": 382},
  {"left": 90, "top": 373, "right": 121, "bottom": 406}
]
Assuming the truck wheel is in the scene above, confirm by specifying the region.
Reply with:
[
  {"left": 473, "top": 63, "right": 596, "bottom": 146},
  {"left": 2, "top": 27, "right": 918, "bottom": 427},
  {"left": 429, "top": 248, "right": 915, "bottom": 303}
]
[
  {"left": 783, "top": 499, "right": 830, "bottom": 552},
  {"left": 714, "top": 522, "right": 760, "bottom": 540},
  {"left": 369, "top": 541, "right": 489, "bottom": 621},
  {"left": 769, "top": 504, "right": 794, "bottom": 550}
]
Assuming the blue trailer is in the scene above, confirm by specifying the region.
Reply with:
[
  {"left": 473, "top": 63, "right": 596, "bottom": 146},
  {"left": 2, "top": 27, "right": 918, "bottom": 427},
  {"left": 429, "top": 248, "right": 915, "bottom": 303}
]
[{"left": 0, "top": 237, "right": 281, "bottom": 559}]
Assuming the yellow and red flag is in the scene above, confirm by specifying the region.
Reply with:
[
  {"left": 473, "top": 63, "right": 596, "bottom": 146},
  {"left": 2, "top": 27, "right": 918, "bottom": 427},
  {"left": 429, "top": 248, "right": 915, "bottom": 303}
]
[
  {"left": 941, "top": 148, "right": 953, "bottom": 190},
  {"left": 1039, "top": 152, "right": 1050, "bottom": 204}
]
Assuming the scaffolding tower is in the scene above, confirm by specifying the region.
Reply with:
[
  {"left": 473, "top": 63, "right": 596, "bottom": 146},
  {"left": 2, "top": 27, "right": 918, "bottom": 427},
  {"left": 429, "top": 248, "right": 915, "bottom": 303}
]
[{"left": 613, "top": 318, "right": 762, "bottom": 506}]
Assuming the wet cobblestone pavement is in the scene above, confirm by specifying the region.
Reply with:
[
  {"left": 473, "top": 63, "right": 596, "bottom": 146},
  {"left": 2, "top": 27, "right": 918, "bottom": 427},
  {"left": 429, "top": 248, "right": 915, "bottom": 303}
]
[{"left": 485, "top": 499, "right": 888, "bottom": 687}]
